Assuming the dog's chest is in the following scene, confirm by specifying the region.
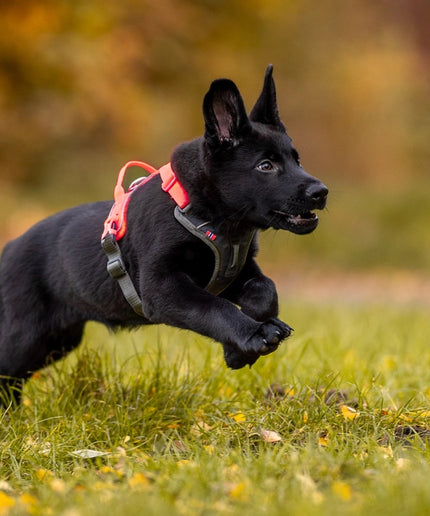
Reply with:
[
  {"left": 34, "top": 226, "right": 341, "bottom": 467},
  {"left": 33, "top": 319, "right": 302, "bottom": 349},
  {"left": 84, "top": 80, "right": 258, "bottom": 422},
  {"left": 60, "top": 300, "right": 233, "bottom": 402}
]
[{"left": 179, "top": 242, "right": 215, "bottom": 288}]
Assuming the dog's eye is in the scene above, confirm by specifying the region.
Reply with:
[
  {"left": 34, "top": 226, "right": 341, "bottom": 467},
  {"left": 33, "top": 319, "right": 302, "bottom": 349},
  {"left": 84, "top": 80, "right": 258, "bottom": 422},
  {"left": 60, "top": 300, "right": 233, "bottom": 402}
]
[
  {"left": 292, "top": 149, "right": 302, "bottom": 167},
  {"left": 257, "top": 160, "right": 274, "bottom": 172}
]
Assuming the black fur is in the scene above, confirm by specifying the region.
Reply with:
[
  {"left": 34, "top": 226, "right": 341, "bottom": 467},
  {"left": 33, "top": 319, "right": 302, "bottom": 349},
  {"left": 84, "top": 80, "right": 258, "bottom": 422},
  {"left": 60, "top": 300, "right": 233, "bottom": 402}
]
[{"left": 0, "top": 65, "right": 328, "bottom": 404}]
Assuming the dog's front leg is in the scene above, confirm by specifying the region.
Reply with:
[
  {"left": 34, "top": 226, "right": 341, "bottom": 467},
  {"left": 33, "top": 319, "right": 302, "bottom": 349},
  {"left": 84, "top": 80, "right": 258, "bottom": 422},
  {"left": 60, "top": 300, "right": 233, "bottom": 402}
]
[
  {"left": 221, "top": 259, "right": 293, "bottom": 368},
  {"left": 139, "top": 271, "right": 290, "bottom": 369},
  {"left": 224, "top": 259, "right": 280, "bottom": 321}
]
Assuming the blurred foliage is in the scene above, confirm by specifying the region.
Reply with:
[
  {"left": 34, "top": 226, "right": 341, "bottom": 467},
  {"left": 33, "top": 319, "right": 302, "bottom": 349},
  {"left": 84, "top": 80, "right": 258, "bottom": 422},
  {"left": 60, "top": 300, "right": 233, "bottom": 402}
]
[
  {"left": 260, "top": 186, "right": 430, "bottom": 273},
  {"left": 0, "top": 0, "right": 429, "bottom": 271}
]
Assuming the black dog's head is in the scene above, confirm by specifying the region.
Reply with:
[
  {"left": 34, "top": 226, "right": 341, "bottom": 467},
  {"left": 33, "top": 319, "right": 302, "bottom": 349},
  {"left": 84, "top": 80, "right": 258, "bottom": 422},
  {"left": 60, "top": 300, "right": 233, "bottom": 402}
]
[{"left": 196, "top": 65, "right": 328, "bottom": 235}]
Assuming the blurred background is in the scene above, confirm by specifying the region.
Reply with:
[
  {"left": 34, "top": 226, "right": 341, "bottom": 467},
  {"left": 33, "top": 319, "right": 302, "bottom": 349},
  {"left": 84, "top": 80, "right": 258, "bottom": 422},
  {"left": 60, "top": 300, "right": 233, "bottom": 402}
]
[{"left": 0, "top": 0, "right": 429, "bottom": 303}]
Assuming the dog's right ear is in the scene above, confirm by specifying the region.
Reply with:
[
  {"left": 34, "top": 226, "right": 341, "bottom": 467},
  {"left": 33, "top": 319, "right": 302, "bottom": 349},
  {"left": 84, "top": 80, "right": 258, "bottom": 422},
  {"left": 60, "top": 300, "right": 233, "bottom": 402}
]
[{"left": 203, "top": 79, "right": 251, "bottom": 148}]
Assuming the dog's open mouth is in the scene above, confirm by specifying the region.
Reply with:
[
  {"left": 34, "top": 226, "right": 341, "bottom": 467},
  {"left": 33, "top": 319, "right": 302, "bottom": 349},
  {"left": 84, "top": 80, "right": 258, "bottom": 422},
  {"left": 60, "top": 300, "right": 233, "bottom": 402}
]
[{"left": 270, "top": 210, "right": 319, "bottom": 234}]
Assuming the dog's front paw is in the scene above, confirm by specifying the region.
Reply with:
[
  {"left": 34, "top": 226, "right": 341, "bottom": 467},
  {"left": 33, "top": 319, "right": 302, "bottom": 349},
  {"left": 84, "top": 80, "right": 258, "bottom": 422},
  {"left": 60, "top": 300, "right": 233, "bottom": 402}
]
[
  {"left": 245, "top": 318, "right": 293, "bottom": 356},
  {"left": 223, "top": 318, "right": 293, "bottom": 370},
  {"left": 223, "top": 345, "right": 259, "bottom": 370}
]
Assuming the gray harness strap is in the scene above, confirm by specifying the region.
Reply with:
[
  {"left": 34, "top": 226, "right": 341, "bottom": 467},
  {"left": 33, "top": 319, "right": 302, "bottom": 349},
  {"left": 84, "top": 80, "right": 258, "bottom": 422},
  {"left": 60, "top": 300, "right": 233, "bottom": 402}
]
[
  {"left": 101, "top": 234, "right": 144, "bottom": 316},
  {"left": 174, "top": 206, "right": 256, "bottom": 295},
  {"left": 101, "top": 206, "right": 256, "bottom": 315}
]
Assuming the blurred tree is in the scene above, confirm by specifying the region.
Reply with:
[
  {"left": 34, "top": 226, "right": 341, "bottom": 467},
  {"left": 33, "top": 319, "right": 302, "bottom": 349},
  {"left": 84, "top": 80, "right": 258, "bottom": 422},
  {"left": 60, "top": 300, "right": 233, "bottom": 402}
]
[{"left": 0, "top": 0, "right": 428, "bottom": 255}]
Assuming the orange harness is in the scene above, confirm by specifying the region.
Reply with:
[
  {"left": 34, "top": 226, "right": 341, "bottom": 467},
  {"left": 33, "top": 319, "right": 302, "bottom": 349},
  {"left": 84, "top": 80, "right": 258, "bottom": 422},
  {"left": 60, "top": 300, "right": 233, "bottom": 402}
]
[
  {"left": 100, "top": 161, "right": 190, "bottom": 316},
  {"left": 101, "top": 160, "right": 190, "bottom": 241}
]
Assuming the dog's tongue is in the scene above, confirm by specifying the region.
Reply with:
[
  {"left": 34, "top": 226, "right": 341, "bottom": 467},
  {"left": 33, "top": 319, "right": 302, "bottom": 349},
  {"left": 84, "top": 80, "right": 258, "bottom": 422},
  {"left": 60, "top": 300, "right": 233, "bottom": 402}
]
[
  {"left": 298, "top": 211, "right": 317, "bottom": 220},
  {"left": 289, "top": 212, "right": 318, "bottom": 225}
]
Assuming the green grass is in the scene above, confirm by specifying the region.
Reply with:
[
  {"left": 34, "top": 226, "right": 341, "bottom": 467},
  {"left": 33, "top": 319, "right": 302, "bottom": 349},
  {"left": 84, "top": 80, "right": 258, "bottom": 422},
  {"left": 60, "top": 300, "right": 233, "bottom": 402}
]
[{"left": 1, "top": 300, "right": 430, "bottom": 515}]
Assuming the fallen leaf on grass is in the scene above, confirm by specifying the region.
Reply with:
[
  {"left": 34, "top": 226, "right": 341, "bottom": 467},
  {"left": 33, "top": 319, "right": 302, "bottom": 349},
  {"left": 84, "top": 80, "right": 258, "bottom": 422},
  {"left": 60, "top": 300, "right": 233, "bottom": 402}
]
[
  {"left": 230, "top": 412, "right": 246, "bottom": 423},
  {"left": 167, "top": 423, "right": 181, "bottom": 429},
  {"left": 177, "top": 459, "right": 198, "bottom": 468},
  {"left": 71, "top": 449, "right": 110, "bottom": 459},
  {"left": 190, "top": 421, "right": 214, "bottom": 436},
  {"left": 0, "top": 492, "right": 15, "bottom": 514},
  {"left": 228, "top": 481, "right": 248, "bottom": 501},
  {"left": 204, "top": 445, "right": 215, "bottom": 455},
  {"left": 128, "top": 472, "right": 150, "bottom": 489},
  {"left": 378, "top": 408, "right": 430, "bottom": 424},
  {"left": 19, "top": 493, "right": 38, "bottom": 512},
  {"left": 98, "top": 466, "right": 116, "bottom": 475},
  {"left": 260, "top": 428, "right": 282, "bottom": 443},
  {"left": 340, "top": 405, "right": 360, "bottom": 421},
  {"left": 35, "top": 469, "right": 54, "bottom": 482},
  {"left": 318, "top": 436, "right": 329, "bottom": 447},
  {"left": 0, "top": 493, "right": 14, "bottom": 511},
  {"left": 332, "top": 480, "right": 352, "bottom": 501}
]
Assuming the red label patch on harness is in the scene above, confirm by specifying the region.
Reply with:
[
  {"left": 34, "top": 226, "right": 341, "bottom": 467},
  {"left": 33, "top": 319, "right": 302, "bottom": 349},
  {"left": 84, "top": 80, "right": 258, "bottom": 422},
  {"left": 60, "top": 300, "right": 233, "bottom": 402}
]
[{"left": 205, "top": 231, "right": 217, "bottom": 241}]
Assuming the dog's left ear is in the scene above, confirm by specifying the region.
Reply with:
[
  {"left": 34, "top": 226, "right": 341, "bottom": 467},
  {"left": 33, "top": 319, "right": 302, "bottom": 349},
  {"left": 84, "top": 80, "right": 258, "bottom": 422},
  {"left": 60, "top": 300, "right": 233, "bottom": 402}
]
[
  {"left": 249, "top": 64, "right": 286, "bottom": 132},
  {"left": 203, "top": 79, "right": 251, "bottom": 148}
]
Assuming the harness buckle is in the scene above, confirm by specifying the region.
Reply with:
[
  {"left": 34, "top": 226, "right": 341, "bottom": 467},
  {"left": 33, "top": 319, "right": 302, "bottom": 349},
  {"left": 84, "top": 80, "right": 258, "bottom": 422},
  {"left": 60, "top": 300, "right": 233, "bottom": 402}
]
[
  {"left": 101, "top": 234, "right": 144, "bottom": 316},
  {"left": 101, "top": 235, "right": 126, "bottom": 279},
  {"left": 159, "top": 163, "right": 190, "bottom": 209},
  {"left": 106, "top": 257, "right": 126, "bottom": 279},
  {"left": 160, "top": 173, "right": 177, "bottom": 193}
]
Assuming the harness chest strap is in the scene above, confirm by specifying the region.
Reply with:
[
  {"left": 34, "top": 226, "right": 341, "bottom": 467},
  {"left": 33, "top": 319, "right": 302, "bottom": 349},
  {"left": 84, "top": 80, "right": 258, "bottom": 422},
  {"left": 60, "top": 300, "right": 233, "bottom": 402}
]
[{"left": 173, "top": 206, "right": 256, "bottom": 296}]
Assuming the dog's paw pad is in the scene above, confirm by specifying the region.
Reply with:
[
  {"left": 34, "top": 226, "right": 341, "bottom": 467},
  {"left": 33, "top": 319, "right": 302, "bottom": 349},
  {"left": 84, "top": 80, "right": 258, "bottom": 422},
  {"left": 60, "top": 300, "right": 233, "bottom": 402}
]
[{"left": 223, "top": 346, "right": 258, "bottom": 369}]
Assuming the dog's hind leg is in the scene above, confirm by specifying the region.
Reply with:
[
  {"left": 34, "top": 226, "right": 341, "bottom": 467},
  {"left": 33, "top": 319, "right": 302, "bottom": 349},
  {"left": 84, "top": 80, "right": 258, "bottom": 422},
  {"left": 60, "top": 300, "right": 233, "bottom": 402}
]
[
  {"left": 0, "top": 328, "right": 39, "bottom": 406},
  {"left": 0, "top": 322, "right": 85, "bottom": 406},
  {"left": 42, "top": 322, "right": 86, "bottom": 364}
]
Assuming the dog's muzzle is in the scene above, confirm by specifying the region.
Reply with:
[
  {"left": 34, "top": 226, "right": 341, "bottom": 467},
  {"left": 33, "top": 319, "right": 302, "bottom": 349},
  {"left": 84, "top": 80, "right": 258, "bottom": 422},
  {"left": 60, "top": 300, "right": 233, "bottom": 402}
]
[{"left": 270, "top": 182, "right": 328, "bottom": 235}]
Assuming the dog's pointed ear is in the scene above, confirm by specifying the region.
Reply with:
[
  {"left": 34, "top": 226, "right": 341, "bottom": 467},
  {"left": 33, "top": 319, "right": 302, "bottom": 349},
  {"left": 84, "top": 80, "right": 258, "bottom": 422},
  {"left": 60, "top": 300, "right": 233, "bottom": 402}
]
[
  {"left": 249, "top": 64, "right": 286, "bottom": 131},
  {"left": 203, "top": 79, "right": 251, "bottom": 147}
]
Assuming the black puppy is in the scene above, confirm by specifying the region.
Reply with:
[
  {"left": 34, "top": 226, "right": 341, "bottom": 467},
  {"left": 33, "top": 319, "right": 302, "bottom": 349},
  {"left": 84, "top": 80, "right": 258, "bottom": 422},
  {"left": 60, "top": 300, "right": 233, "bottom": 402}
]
[{"left": 0, "top": 65, "right": 327, "bottom": 403}]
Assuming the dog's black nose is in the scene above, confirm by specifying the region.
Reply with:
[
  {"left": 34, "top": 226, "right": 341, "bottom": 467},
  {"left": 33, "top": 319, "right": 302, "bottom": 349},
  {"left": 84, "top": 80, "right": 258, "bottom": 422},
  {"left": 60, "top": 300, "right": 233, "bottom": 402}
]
[{"left": 306, "top": 182, "right": 328, "bottom": 208}]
